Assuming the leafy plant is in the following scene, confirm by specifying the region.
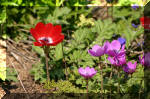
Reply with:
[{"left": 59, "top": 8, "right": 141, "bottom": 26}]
[
  {"left": 30, "top": 62, "right": 47, "bottom": 83},
  {"left": 6, "top": 68, "right": 18, "bottom": 82},
  {"left": 44, "top": 80, "right": 84, "bottom": 93}
]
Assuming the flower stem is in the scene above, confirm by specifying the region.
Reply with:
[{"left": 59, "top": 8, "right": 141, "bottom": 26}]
[
  {"left": 62, "top": 43, "right": 68, "bottom": 80},
  {"left": 139, "top": 78, "right": 143, "bottom": 99},
  {"left": 117, "top": 67, "right": 120, "bottom": 93},
  {"left": 109, "top": 65, "right": 113, "bottom": 98},
  {"left": 43, "top": 46, "right": 50, "bottom": 82},
  {"left": 86, "top": 78, "right": 88, "bottom": 93},
  {"left": 100, "top": 65, "right": 103, "bottom": 98},
  {"left": 99, "top": 57, "right": 103, "bottom": 98}
]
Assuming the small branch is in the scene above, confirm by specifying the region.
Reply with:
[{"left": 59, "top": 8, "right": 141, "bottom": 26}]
[
  {"left": 9, "top": 58, "right": 29, "bottom": 99},
  {"left": 10, "top": 52, "right": 27, "bottom": 70}
]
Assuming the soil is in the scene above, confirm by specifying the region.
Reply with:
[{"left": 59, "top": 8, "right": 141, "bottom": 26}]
[{"left": 1, "top": 37, "right": 46, "bottom": 94}]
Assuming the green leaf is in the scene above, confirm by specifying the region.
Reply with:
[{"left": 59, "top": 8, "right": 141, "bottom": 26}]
[
  {"left": 55, "top": 43, "right": 63, "bottom": 61},
  {"left": 32, "top": 45, "right": 44, "bottom": 57},
  {"left": 0, "top": 7, "right": 6, "bottom": 24}
]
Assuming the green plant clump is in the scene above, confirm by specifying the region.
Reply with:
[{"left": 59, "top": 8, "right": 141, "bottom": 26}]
[{"left": 44, "top": 80, "right": 84, "bottom": 93}]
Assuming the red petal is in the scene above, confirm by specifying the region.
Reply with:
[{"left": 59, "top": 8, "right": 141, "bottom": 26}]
[
  {"left": 45, "top": 23, "right": 53, "bottom": 37},
  {"left": 53, "top": 25, "right": 62, "bottom": 34},
  {"left": 34, "top": 42, "right": 43, "bottom": 46},
  {"left": 34, "top": 22, "right": 46, "bottom": 37},
  {"left": 49, "top": 34, "right": 64, "bottom": 46},
  {"left": 140, "top": 17, "right": 144, "bottom": 23},
  {"left": 30, "top": 28, "right": 39, "bottom": 41}
]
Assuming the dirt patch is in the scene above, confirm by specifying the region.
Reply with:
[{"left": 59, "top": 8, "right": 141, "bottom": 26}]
[{"left": 2, "top": 38, "right": 46, "bottom": 93}]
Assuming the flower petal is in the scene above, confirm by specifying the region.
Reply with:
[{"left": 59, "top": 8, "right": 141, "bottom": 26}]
[
  {"left": 34, "top": 42, "right": 43, "bottom": 46},
  {"left": 111, "top": 40, "right": 121, "bottom": 51}
]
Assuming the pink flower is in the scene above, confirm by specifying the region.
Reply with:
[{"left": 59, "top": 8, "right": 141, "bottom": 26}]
[
  {"left": 78, "top": 66, "right": 97, "bottom": 79},
  {"left": 139, "top": 52, "right": 150, "bottom": 68},
  {"left": 123, "top": 61, "right": 137, "bottom": 74},
  {"left": 88, "top": 44, "right": 105, "bottom": 57},
  {"left": 105, "top": 40, "right": 125, "bottom": 57},
  {"left": 108, "top": 53, "right": 126, "bottom": 67}
]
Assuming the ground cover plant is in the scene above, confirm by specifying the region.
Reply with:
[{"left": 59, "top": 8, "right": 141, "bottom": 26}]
[{"left": 1, "top": 0, "right": 150, "bottom": 99}]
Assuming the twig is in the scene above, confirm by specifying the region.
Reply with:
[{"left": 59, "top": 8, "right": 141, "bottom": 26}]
[
  {"left": 7, "top": 40, "right": 38, "bottom": 62},
  {"left": 10, "top": 52, "right": 27, "bottom": 70},
  {"left": 8, "top": 58, "right": 29, "bottom": 99}
]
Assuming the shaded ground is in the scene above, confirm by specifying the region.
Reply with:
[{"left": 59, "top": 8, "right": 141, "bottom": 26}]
[{"left": 1, "top": 37, "right": 46, "bottom": 94}]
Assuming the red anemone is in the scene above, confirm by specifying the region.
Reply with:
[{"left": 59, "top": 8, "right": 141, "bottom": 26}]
[
  {"left": 140, "top": 17, "right": 150, "bottom": 30},
  {"left": 30, "top": 22, "right": 64, "bottom": 46}
]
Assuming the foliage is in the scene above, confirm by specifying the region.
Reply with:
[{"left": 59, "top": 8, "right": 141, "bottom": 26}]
[
  {"left": 6, "top": 68, "right": 18, "bottom": 82},
  {"left": 30, "top": 62, "right": 47, "bottom": 83},
  {"left": 0, "top": 0, "right": 147, "bottom": 95},
  {"left": 42, "top": 7, "right": 71, "bottom": 25},
  {"left": 44, "top": 80, "right": 84, "bottom": 93},
  {"left": 116, "top": 0, "right": 149, "bottom": 6},
  {"left": 0, "top": 7, "right": 6, "bottom": 24},
  {"left": 77, "top": 14, "right": 94, "bottom": 27},
  {"left": 28, "top": 6, "right": 145, "bottom": 94}
]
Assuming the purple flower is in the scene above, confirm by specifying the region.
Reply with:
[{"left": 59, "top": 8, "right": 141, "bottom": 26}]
[
  {"left": 139, "top": 52, "right": 150, "bottom": 68},
  {"left": 88, "top": 44, "right": 105, "bottom": 57},
  {"left": 105, "top": 40, "right": 125, "bottom": 57},
  {"left": 123, "top": 61, "right": 137, "bottom": 74},
  {"left": 78, "top": 66, "right": 97, "bottom": 79},
  {"left": 108, "top": 53, "right": 126, "bottom": 66},
  {"left": 132, "top": 23, "right": 139, "bottom": 28},
  {"left": 132, "top": 4, "right": 139, "bottom": 10},
  {"left": 117, "top": 37, "right": 126, "bottom": 46}
]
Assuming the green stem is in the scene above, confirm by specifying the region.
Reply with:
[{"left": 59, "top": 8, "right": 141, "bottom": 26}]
[
  {"left": 117, "top": 67, "right": 120, "bottom": 93},
  {"left": 99, "top": 57, "right": 103, "bottom": 98},
  {"left": 43, "top": 46, "right": 50, "bottom": 81},
  {"left": 62, "top": 43, "right": 68, "bottom": 80},
  {"left": 86, "top": 78, "right": 89, "bottom": 99},
  {"left": 86, "top": 78, "right": 88, "bottom": 93},
  {"left": 109, "top": 65, "right": 113, "bottom": 98}
]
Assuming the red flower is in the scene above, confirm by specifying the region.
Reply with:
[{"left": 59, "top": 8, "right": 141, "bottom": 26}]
[
  {"left": 30, "top": 22, "right": 64, "bottom": 46},
  {"left": 140, "top": 17, "right": 150, "bottom": 30}
]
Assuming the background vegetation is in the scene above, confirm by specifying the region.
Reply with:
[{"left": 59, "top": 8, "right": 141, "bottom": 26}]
[{"left": 0, "top": 0, "right": 150, "bottom": 98}]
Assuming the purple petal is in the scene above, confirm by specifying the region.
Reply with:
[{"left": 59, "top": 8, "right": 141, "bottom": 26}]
[
  {"left": 88, "top": 49, "right": 98, "bottom": 57},
  {"left": 123, "top": 61, "right": 137, "bottom": 74},
  {"left": 117, "top": 37, "right": 126, "bottom": 46},
  {"left": 92, "top": 44, "right": 101, "bottom": 52},
  {"left": 78, "top": 67, "right": 86, "bottom": 76},
  {"left": 108, "top": 57, "right": 115, "bottom": 65},
  {"left": 111, "top": 40, "right": 121, "bottom": 51},
  {"left": 103, "top": 41, "right": 110, "bottom": 54},
  {"left": 145, "top": 52, "right": 150, "bottom": 67},
  {"left": 88, "top": 45, "right": 104, "bottom": 57}
]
